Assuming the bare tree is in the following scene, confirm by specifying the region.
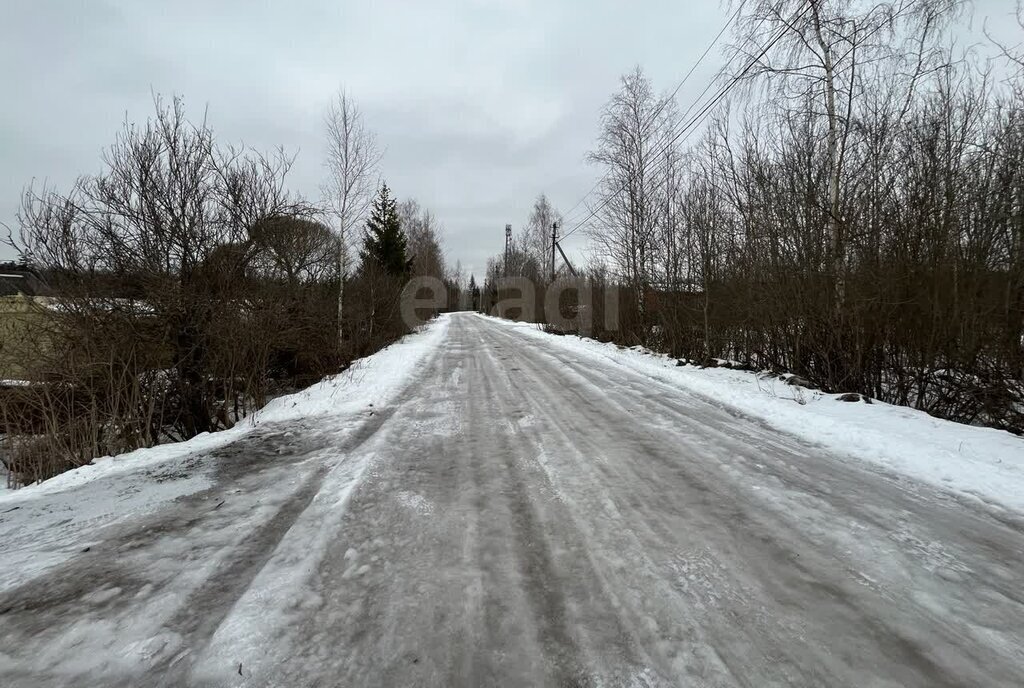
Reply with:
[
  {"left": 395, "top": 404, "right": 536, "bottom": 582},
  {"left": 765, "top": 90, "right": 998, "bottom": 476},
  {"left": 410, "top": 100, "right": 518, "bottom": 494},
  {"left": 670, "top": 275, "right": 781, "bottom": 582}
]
[
  {"left": 587, "top": 67, "right": 672, "bottom": 318},
  {"left": 398, "top": 198, "right": 446, "bottom": 279},
  {"left": 985, "top": 1, "right": 1024, "bottom": 70},
  {"left": 731, "top": 0, "right": 957, "bottom": 313},
  {"left": 521, "top": 194, "right": 563, "bottom": 279},
  {"left": 323, "top": 89, "right": 382, "bottom": 347},
  {"left": 5, "top": 96, "right": 327, "bottom": 482}
]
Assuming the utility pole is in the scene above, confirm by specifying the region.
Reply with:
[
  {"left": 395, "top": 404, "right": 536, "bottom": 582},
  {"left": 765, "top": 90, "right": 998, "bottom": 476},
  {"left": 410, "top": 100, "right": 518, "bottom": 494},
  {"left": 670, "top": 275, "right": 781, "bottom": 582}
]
[
  {"left": 555, "top": 241, "right": 577, "bottom": 277},
  {"left": 551, "top": 221, "right": 558, "bottom": 282},
  {"left": 504, "top": 224, "right": 512, "bottom": 277}
]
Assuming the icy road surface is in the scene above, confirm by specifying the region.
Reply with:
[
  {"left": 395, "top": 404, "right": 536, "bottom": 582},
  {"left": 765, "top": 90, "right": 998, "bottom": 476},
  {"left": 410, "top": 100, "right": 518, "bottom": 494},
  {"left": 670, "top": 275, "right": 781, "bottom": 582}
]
[{"left": 2, "top": 312, "right": 1023, "bottom": 687}]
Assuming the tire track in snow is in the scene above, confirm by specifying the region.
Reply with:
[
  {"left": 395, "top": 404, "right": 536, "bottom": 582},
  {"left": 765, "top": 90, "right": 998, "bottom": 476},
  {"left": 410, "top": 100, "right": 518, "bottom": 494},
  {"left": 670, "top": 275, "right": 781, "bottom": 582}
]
[{"left": 163, "top": 406, "right": 400, "bottom": 647}]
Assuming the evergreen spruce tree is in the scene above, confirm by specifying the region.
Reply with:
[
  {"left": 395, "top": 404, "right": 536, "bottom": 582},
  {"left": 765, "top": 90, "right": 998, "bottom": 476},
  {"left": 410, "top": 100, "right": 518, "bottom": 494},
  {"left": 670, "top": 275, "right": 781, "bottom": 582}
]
[
  {"left": 468, "top": 274, "right": 478, "bottom": 310},
  {"left": 359, "top": 184, "right": 409, "bottom": 276}
]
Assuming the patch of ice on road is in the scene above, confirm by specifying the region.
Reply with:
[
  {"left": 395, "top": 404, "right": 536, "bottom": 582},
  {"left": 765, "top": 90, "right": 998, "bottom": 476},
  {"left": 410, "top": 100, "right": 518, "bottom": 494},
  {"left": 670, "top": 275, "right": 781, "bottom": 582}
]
[
  {"left": 483, "top": 315, "right": 1024, "bottom": 513},
  {"left": 512, "top": 412, "right": 539, "bottom": 430},
  {"left": 396, "top": 490, "right": 433, "bottom": 515},
  {"left": 668, "top": 549, "right": 744, "bottom": 612},
  {"left": 887, "top": 522, "right": 973, "bottom": 578},
  {"left": 626, "top": 667, "right": 672, "bottom": 688}
]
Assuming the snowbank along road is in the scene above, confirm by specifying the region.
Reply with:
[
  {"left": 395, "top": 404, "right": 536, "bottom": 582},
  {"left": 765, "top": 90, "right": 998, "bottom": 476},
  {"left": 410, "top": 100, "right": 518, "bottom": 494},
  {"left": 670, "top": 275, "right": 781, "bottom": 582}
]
[{"left": 1, "top": 312, "right": 1023, "bottom": 687}]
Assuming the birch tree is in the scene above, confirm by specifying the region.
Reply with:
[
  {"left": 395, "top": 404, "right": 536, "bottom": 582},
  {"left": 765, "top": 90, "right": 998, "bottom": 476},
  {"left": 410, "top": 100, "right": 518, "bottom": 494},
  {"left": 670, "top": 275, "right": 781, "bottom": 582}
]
[
  {"left": 731, "top": 0, "right": 956, "bottom": 313},
  {"left": 398, "top": 198, "right": 446, "bottom": 279},
  {"left": 587, "top": 67, "right": 672, "bottom": 316},
  {"left": 522, "top": 194, "right": 563, "bottom": 280},
  {"left": 323, "top": 90, "right": 382, "bottom": 346}
]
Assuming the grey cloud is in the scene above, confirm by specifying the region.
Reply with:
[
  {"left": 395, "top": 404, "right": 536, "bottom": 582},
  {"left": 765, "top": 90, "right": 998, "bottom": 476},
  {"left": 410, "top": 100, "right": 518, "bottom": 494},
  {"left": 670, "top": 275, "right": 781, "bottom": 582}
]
[{"left": 3, "top": 0, "right": 1016, "bottom": 277}]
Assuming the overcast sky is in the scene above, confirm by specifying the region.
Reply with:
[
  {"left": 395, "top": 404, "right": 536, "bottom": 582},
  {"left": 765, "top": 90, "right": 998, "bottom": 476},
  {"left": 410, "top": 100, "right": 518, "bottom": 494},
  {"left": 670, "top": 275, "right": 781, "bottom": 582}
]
[{"left": 1, "top": 0, "right": 1018, "bottom": 278}]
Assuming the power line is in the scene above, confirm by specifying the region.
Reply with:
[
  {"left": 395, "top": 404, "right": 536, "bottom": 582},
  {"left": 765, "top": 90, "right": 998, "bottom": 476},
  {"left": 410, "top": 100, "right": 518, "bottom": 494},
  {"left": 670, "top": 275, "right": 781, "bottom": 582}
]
[
  {"left": 559, "top": 4, "right": 744, "bottom": 228},
  {"left": 559, "top": 2, "right": 811, "bottom": 242}
]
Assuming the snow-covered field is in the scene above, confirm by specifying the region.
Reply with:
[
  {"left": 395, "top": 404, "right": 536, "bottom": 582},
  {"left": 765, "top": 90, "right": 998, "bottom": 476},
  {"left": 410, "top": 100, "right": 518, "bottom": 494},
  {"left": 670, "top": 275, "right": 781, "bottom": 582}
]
[{"left": 486, "top": 315, "right": 1024, "bottom": 513}]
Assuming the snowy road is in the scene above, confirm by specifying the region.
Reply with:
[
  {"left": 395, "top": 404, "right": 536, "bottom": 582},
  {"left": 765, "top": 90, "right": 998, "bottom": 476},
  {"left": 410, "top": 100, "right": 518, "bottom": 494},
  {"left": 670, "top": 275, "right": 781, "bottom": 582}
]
[{"left": 2, "top": 312, "right": 1023, "bottom": 686}]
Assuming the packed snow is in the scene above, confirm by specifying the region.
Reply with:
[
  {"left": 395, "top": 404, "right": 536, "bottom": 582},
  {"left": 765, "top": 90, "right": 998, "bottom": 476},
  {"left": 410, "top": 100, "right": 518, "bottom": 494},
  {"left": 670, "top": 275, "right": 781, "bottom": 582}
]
[
  {"left": 1, "top": 312, "right": 1022, "bottom": 687},
  {"left": 482, "top": 314, "right": 1024, "bottom": 513}
]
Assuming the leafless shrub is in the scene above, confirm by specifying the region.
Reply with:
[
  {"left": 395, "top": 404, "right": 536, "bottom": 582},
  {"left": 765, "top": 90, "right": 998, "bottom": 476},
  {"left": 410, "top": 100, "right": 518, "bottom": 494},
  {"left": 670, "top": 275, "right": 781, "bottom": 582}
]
[{"left": 1, "top": 96, "right": 344, "bottom": 485}]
